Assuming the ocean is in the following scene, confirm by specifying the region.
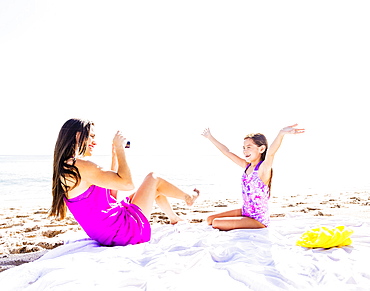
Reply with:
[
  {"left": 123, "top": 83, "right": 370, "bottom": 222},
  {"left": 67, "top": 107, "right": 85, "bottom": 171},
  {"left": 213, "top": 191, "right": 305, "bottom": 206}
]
[
  {"left": 1, "top": 155, "right": 369, "bottom": 209},
  {"left": 0, "top": 155, "right": 240, "bottom": 209}
]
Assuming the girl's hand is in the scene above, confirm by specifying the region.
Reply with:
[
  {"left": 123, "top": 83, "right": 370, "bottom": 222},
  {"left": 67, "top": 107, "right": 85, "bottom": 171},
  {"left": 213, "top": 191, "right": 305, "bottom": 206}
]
[
  {"left": 201, "top": 128, "right": 212, "bottom": 139},
  {"left": 281, "top": 124, "right": 305, "bottom": 135}
]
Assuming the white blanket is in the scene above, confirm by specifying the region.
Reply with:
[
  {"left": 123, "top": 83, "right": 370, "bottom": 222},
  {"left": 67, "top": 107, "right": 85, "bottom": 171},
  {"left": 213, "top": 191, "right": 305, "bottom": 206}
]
[{"left": 1, "top": 214, "right": 370, "bottom": 291}]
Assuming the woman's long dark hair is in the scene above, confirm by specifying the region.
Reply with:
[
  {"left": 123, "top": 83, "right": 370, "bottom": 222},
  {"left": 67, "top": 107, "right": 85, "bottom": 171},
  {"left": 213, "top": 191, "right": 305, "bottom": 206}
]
[
  {"left": 50, "top": 118, "right": 93, "bottom": 219},
  {"left": 244, "top": 133, "right": 273, "bottom": 192}
]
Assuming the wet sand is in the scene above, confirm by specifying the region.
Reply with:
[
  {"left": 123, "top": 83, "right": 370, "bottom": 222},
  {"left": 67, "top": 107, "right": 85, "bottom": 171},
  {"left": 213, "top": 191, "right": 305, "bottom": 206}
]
[{"left": 1, "top": 189, "right": 370, "bottom": 272}]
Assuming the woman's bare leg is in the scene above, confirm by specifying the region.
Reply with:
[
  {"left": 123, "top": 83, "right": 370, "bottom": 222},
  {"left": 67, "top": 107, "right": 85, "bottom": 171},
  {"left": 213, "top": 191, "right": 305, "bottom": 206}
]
[
  {"left": 155, "top": 194, "right": 184, "bottom": 224},
  {"left": 207, "top": 208, "right": 266, "bottom": 230},
  {"left": 128, "top": 192, "right": 182, "bottom": 223},
  {"left": 131, "top": 172, "right": 199, "bottom": 219}
]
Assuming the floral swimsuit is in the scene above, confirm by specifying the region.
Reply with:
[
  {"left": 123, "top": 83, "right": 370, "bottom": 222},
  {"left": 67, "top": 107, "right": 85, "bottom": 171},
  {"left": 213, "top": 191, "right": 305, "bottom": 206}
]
[{"left": 241, "top": 161, "right": 270, "bottom": 227}]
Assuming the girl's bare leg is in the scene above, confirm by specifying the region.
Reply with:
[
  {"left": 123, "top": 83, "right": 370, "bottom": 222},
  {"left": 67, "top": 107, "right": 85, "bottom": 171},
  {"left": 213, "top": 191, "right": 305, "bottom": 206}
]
[
  {"left": 207, "top": 209, "right": 242, "bottom": 225},
  {"left": 155, "top": 194, "right": 184, "bottom": 224},
  {"left": 131, "top": 172, "right": 199, "bottom": 219},
  {"left": 207, "top": 208, "right": 266, "bottom": 230}
]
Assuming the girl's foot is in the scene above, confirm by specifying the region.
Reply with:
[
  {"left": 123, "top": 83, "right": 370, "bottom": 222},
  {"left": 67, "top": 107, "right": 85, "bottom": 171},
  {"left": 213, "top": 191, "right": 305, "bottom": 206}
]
[{"left": 185, "top": 188, "right": 200, "bottom": 206}]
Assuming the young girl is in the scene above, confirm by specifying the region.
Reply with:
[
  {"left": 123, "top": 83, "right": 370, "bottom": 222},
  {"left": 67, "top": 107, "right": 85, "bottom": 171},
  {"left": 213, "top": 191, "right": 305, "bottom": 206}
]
[
  {"left": 50, "top": 118, "right": 199, "bottom": 246},
  {"left": 202, "top": 124, "right": 304, "bottom": 230}
]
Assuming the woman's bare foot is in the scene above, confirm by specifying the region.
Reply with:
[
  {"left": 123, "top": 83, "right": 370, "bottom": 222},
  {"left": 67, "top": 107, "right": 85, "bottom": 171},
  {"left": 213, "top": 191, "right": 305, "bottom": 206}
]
[
  {"left": 169, "top": 215, "right": 185, "bottom": 225},
  {"left": 185, "top": 188, "right": 200, "bottom": 206}
]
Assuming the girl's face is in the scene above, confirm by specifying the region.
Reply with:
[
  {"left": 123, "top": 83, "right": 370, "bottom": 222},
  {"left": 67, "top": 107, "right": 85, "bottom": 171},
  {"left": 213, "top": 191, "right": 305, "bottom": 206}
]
[
  {"left": 84, "top": 126, "right": 97, "bottom": 157},
  {"left": 243, "top": 138, "right": 265, "bottom": 163}
]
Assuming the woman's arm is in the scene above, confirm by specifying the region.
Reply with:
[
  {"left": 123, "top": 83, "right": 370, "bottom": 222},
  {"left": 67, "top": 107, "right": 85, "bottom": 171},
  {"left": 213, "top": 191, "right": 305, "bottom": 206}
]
[
  {"left": 77, "top": 131, "right": 134, "bottom": 191},
  {"left": 110, "top": 144, "right": 119, "bottom": 198},
  {"left": 202, "top": 128, "right": 247, "bottom": 168}
]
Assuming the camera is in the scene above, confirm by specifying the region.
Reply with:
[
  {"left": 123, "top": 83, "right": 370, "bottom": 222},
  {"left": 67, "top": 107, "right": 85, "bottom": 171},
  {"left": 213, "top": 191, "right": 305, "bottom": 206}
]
[{"left": 125, "top": 141, "right": 130, "bottom": 148}]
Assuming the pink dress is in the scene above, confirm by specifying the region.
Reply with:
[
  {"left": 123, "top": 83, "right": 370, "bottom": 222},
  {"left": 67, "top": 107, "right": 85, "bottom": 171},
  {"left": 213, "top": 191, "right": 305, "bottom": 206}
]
[
  {"left": 241, "top": 161, "right": 270, "bottom": 227},
  {"left": 65, "top": 185, "right": 151, "bottom": 246}
]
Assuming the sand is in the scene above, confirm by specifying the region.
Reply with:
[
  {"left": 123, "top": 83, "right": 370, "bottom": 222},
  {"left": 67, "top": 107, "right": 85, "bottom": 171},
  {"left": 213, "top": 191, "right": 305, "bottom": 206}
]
[{"left": 1, "top": 189, "right": 370, "bottom": 273}]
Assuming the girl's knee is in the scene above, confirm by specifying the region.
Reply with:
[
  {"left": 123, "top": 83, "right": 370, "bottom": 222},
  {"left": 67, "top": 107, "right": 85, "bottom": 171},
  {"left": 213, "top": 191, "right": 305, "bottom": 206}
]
[
  {"left": 207, "top": 215, "right": 216, "bottom": 226},
  {"left": 210, "top": 218, "right": 222, "bottom": 229}
]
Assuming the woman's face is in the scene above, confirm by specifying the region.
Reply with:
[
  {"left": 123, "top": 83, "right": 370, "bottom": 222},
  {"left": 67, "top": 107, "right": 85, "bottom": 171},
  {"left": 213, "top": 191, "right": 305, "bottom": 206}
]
[{"left": 84, "top": 126, "right": 97, "bottom": 156}]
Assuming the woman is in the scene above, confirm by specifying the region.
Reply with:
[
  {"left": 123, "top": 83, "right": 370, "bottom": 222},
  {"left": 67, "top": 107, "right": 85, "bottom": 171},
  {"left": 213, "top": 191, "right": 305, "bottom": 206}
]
[{"left": 50, "top": 118, "right": 199, "bottom": 246}]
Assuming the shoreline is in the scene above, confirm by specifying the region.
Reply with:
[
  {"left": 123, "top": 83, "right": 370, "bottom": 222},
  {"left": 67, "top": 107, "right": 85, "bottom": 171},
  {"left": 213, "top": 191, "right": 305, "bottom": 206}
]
[{"left": 1, "top": 189, "right": 370, "bottom": 272}]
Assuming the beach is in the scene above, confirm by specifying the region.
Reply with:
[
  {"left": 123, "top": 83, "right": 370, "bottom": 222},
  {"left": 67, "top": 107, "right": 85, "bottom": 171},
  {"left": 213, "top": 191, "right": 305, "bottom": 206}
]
[{"left": 1, "top": 189, "right": 370, "bottom": 273}]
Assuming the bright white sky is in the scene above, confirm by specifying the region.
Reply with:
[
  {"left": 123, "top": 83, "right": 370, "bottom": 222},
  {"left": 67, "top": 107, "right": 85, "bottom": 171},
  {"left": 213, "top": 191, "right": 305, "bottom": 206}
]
[{"left": 0, "top": 0, "right": 369, "bottom": 174}]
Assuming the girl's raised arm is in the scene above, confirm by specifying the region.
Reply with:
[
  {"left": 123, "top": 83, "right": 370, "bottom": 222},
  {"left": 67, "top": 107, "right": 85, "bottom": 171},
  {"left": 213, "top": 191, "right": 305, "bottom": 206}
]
[
  {"left": 202, "top": 128, "right": 247, "bottom": 168},
  {"left": 261, "top": 124, "right": 305, "bottom": 177}
]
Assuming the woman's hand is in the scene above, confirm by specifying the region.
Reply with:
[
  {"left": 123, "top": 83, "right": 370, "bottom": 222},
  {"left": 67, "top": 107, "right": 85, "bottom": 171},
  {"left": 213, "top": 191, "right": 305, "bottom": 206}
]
[
  {"left": 201, "top": 128, "right": 212, "bottom": 139},
  {"left": 113, "top": 131, "right": 128, "bottom": 149},
  {"left": 280, "top": 124, "right": 305, "bottom": 135}
]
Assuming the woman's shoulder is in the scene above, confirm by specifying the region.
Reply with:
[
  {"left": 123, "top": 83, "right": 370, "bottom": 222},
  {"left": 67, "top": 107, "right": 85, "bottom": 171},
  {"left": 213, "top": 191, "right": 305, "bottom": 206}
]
[
  {"left": 65, "top": 157, "right": 95, "bottom": 168},
  {"left": 74, "top": 158, "right": 100, "bottom": 170},
  {"left": 74, "top": 158, "right": 106, "bottom": 184}
]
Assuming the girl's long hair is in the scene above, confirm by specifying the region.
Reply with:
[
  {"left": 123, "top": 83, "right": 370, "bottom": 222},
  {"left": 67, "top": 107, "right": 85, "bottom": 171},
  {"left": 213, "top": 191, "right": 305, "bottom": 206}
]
[
  {"left": 244, "top": 133, "right": 273, "bottom": 192},
  {"left": 50, "top": 118, "right": 93, "bottom": 219}
]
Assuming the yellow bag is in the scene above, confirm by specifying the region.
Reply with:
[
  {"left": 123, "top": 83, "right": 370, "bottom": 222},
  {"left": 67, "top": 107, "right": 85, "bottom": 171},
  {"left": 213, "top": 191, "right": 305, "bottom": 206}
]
[{"left": 296, "top": 226, "right": 353, "bottom": 248}]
